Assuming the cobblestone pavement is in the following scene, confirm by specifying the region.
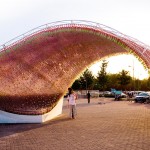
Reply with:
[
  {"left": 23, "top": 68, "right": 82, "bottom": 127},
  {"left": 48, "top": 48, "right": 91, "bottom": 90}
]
[{"left": 0, "top": 98, "right": 150, "bottom": 150}]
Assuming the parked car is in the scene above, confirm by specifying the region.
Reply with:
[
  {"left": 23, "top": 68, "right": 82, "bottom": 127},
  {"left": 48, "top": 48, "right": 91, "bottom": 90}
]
[
  {"left": 103, "top": 91, "right": 112, "bottom": 95},
  {"left": 114, "top": 92, "right": 127, "bottom": 100},
  {"left": 90, "top": 91, "right": 100, "bottom": 98},
  {"left": 134, "top": 92, "right": 150, "bottom": 103},
  {"left": 104, "top": 91, "right": 127, "bottom": 99},
  {"left": 120, "top": 92, "right": 127, "bottom": 98},
  {"left": 104, "top": 92, "right": 114, "bottom": 98}
]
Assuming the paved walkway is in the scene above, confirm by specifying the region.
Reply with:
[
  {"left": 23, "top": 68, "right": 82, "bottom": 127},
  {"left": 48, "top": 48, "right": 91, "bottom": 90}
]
[{"left": 0, "top": 98, "right": 150, "bottom": 150}]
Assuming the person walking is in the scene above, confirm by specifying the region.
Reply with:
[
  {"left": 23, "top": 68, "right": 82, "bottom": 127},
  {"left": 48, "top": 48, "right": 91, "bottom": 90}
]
[
  {"left": 87, "top": 91, "right": 91, "bottom": 103},
  {"left": 67, "top": 88, "right": 77, "bottom": 119}
]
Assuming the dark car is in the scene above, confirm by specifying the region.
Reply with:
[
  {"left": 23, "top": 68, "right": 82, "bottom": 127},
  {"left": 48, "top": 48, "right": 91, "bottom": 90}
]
[{"left": 134, "top": 92, "right": 150, "bottom": 103}]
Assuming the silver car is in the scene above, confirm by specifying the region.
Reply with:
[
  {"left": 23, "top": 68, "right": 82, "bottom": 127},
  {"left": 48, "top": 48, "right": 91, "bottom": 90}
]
[{"left": 134, "top": 92, "right": 150, "bottom": 103}]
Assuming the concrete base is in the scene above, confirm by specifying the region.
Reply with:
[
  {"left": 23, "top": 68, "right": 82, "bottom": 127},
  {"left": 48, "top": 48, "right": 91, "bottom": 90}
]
[{"left": 0, "top": 98, "right": 63, "bottom": 123}]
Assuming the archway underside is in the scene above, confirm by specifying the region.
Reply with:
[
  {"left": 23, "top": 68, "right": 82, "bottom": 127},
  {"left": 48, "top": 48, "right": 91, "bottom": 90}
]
[{"left": 0, "top": 25, "right": 150, "bottom": 115}]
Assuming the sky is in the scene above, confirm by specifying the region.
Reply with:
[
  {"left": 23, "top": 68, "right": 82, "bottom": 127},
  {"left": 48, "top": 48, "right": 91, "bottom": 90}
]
[
  {"left": 0, "top": 0, "right": 150, "bottom": 79},
  {"left": 88, "top": 54, "right": 149, "bottom": 80}
]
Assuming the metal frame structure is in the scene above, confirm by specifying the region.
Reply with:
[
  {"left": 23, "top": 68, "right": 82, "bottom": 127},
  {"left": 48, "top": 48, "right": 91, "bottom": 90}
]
[
  {"left": 0, "top": 20, "right": 150, "bottom": 122},
  {"left": 1, "top": 20, "right": 150, "bottom": 56}
]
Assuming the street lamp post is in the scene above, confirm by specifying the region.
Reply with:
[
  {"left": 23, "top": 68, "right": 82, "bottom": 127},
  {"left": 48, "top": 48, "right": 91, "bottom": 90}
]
[
  {"left": 84, "top": 78, "right": 87, "bottom": 94},
  {"left": 133, "top": 60, "right": 135, "bottom": 92},
  {"left": 128, "top": 59, "right": 135, "bottom": 92}
]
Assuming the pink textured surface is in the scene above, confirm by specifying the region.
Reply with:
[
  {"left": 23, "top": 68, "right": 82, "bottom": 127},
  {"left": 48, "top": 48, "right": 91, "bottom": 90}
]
[{"left": 0, "top": 25, "right": 149, "bottom": 115}]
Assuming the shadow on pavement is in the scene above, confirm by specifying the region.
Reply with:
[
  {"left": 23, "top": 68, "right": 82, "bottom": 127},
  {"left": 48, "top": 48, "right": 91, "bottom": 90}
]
[{"left": 0, "top": 115, "right": 70, "bottom": 138}]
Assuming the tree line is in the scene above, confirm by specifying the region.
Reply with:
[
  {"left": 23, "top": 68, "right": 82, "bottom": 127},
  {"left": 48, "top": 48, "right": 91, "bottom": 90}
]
[{"left": 71, "top": 60, "right": 150, "bottom": 91}]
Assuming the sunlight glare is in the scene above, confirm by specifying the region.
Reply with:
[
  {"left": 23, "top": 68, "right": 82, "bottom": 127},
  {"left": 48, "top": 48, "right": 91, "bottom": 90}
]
[{"left": 88, "top": 54, "right": 149, "bottom": 80}]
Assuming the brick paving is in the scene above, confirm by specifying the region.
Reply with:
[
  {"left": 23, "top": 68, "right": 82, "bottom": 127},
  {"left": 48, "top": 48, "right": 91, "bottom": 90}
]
[{"left": 0, "top": 98, "right": 150, "bottom": 150}]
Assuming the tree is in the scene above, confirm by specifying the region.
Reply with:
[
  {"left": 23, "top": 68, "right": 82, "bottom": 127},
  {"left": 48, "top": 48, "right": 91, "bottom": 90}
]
[
  {"left": 97, "top": 60, "right": 108, "bottom": 91},
  {"left": 106, "top": 73, "right": 120, "bottom": 90},
  {"left": 93, "top": 78, "right": 100, "bottom": 90},
  {"left": 117, "top": 69, "right": 131, "bottom": 90},
  {"left": 146, "top": 77, "right": 150, "bottom": 90},
  {"left": 71, "top": 79, "right": 81, "bottom": 90},
  {"left": 79, "top": 69, "right": 95, "bottom": 90}
]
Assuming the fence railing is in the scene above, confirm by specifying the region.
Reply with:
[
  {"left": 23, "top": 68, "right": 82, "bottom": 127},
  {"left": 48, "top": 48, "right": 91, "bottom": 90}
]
[{"left": 0, "top": 20, "right": 150, "bottom": 53}]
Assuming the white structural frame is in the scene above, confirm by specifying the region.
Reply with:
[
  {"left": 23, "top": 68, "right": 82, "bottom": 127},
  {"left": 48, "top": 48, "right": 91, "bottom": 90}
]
[
  {"left": 0, "top": 20, "right": 150, "bottom": 123},
  {"left": 0, "top": 97, "right": 63, "bottom": 123},
  {"left": 0, "top": 20, "right": 150, "bottom": 55}
]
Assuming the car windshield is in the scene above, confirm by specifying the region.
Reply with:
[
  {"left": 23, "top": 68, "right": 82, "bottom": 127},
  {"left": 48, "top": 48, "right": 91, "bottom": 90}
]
[{"left": 139, "top": 93, "right": 148, "bottom": 96}]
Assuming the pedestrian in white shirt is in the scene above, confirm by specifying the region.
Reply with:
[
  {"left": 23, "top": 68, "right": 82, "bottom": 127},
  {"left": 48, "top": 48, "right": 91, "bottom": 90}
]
[{"left": 67, "top": 88, "right": 77, "bottom": 119}]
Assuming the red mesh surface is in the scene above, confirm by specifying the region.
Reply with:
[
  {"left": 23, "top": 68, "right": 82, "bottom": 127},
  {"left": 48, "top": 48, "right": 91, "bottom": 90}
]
[{"left": 0, "top": 25, "right": 149, "bottom": 115}]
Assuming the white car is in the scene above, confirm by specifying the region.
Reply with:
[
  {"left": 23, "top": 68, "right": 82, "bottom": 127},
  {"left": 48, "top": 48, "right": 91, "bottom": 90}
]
[{"left": 90, "top": 91, "right": 100, "bottom": 98}]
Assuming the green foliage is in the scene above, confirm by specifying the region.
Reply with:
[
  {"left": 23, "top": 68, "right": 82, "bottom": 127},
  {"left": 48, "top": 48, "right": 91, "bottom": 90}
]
[
  {"left": 71, "top": 62, "right": 150, "bottom": 91},
  {"left": 72, "top": 69, "right": 95, "bottom": 90},
  {"left": 117, "top": 70, "right": 131, "bottom": 90},
  {"left": 79, "top": 69, "right": 95, "bottom": 90},
  {"left": 106, "top": 74, "right": 120, "bottom": 90},
  {"left": 146, "top": 77, "right": 150, "bottom": 90},
  {"left": 92, "top": 78, "right": 100, "bottom": 90},
  {"left": 71, "top": 79, "right": 81, "bottom": 90},
  {"left": 97, "top": 60, "right": 108, "bottom": 91}
]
